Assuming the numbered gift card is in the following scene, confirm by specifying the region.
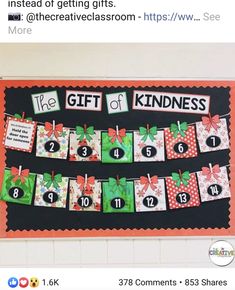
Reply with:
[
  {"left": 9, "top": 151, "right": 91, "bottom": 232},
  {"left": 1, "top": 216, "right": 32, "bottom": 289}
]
[
  {"left": 69, "top": 175, "right": 101, "bottom": 211},
  {"left": 134, "top": 175, "right": 167, "bottom": 212},
  {"left": 34, "top": 172, "right": 68, "bottom": 208},
  {"left": 166, "top": 171, "right": 200, "bottom": 209},
  {"left": 69, "top": 125, "right": 101, "bottom": 161},
  {"left": 36, "top": 121, "right": 69, "bottom": 159},
  {"left": 196, "top": 115, "right": 230, "bottom": 153},
  {"left": 3, "top": 114, "right": 37, "bottom": 153},
  {"left": 164, "top": 122, "right": 198, "bottom": 160},
  {"left": 101, "top": 126, "right": 133, "bottom": 163},
  {"left": 0, "top": 166, "right": 36, "bottom": 205},
  {"left": 134, "top": 125, "right": 165, "bottom": 162},
  {"left": 102, "top": 177, "right": 134, "bottom": 213},
  {"left": 197, "top": 164, "right": 231, "bottom": 202}
]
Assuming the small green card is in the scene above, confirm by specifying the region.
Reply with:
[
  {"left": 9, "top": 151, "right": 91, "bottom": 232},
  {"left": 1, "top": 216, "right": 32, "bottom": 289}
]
[
  {"left": 0, "top": 169, "right": 36, "bottom": 205},
  {"left": 101, "top": 132, "right": 133, "bottom": 163},
  {"left": 102, "top": 179, "right": 135, "bottom": 213}
]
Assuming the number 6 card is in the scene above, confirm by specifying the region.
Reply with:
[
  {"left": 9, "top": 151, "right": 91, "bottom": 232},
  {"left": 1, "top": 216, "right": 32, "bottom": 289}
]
[{"left": 164, "top": 122, "right": 198, "bottom": 160}]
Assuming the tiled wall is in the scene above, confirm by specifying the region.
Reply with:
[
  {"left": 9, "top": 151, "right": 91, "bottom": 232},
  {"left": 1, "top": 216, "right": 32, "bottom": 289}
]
[
  {"left": 0, "top": 43, "right": 234, "bottom": 267},
  {"left": 0, "top": 238, "right": 234, "bottom": 267}
]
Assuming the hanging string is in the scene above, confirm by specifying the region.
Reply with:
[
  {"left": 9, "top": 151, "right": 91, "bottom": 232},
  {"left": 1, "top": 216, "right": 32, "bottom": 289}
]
[
  {"left": 5, "top": 164, "right": 230, "bottom": 182},
  {"left": 4, "top": 112, "right": 231, "bottom": 131}
]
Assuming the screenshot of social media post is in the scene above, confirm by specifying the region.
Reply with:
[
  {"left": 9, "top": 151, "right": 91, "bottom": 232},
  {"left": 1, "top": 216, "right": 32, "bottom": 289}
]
[{"left": 0, "top": 0, "right": 235, "bottom": 290}]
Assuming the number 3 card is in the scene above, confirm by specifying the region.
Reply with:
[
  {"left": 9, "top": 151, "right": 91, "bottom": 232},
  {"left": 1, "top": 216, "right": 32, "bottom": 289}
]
[{"left": 69, "top": 125, "right": 101, "bottom": 161}]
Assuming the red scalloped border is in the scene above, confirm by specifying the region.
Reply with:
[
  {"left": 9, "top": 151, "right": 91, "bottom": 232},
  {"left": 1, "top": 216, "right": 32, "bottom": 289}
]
[{"left": 0, "top": 80, "right": 234, "bottom": 238}]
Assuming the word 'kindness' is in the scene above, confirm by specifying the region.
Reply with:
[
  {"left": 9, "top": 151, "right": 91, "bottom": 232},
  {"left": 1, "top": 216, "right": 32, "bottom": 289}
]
[{"left": 133, "top": 90, "right": 210, "bottom": 114}]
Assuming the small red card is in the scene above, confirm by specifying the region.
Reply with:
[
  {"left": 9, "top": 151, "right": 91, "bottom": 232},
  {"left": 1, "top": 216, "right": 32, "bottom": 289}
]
[
  {"left": 166, "top": 173, "right": 200, "bottom": 209},
  {"left": 3, "top": 117, "right": 37, "bottom": 153},
  {"left": 164, "top": 125, "right": 198, "bottom": 160}
]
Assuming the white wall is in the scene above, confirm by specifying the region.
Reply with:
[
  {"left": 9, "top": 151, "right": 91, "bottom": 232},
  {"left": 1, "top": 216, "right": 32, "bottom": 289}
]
[{"left": 0, "top": 43, "right": 234, "bottom": 267}]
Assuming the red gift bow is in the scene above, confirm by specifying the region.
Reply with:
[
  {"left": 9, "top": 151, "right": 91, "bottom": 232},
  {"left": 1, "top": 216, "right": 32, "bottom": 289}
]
[
  {"left": 108, "top": 128, "right": 126, "bottom": 143},
  {"left": 11, "top": 166, "right": 29, "bottom": 183},
  {"left": 76, "top": 175, "right": 95, "bottom": 192},
  {"left": 201, "top": 164, "right": 221, "bottom": 181},
  {"left": 45, "top": 122, "right": 63, "bottom": 139},
  {"left": 201, "top": 114, "right": 220, "bottom": 132},
  {"left": 140, "top": 175, "right": 158, "bottom": 192}
]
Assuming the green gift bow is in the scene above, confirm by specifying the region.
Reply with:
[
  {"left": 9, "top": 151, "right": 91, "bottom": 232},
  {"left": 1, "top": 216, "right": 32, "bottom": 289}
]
[
  {"left": 139, "top": 125, "right": 157, "bottom": 142},
  {"left": 43, "top": 173, "right": 62, "bottom": 189},
  {"left": 170, "top": 122, "right": 188, "bottom": 138},
  {"left": 76, "top": 125, "right": 94, "bottom": 142},
  {"left": 14, "top": 113, "right": 32, "bottom": 121},
  {"left": 172, "top": 171, "right": 190, "bottom": 187},
  {"left": 108, "top": 177, "right": 127, "bottom": 193}
]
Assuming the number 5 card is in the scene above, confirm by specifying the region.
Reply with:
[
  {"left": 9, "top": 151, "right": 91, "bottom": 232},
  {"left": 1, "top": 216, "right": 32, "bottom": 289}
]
[{"left": 133, "top": 126, "right": 165, "bottom": 162}]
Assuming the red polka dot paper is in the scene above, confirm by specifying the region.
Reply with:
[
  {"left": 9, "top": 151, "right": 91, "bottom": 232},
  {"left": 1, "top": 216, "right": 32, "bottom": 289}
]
[
  {"left": 164, "top": 125, "right": 198, "bottom": 160},
  {"left": 196, "top": 166, "right": 231, "bottom": 202},
  {"left": 166, "top": 173, "right": 200, "bottom": 209}
]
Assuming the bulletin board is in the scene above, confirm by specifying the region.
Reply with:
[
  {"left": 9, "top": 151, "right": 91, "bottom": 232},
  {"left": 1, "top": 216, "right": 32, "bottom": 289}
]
[{"left": 0, "top": 80, "right": 234, "bottom": 238}]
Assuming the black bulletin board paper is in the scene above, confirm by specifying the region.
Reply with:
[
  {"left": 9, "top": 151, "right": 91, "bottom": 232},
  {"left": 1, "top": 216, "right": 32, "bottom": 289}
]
[{"left": 4, "top": 85, "right": 230, "bottom": 232}]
